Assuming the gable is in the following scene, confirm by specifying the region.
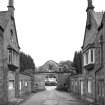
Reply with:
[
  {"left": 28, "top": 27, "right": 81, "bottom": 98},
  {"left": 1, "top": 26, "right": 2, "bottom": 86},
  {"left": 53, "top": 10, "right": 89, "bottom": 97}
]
[
  {"left": 4, "top": 16, "right": 20, "bottom": 52},
  {"left": 92, "top": 11, "right": 103, "bottom": 27},
  {"left": 12, "top": 18, "right": 20, "bottom": 50},
  {"left": 82, "top": 11, "right": 99, "bottom": 49}
]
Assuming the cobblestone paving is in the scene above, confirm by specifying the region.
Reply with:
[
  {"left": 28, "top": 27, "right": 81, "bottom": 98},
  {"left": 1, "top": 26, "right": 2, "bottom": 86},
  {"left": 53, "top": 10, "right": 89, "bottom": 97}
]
[{"left": 19, "top": 86, "right": 84, "bottom": 105}]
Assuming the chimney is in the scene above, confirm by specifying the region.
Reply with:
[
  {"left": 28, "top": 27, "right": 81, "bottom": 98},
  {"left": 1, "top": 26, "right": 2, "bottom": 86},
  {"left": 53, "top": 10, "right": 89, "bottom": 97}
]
[
  {"left": 86, "top": 0, "right": 94, "bottom": 12},
  {"left": 7, "top": 0, "right": 15, "bottom": 16}
]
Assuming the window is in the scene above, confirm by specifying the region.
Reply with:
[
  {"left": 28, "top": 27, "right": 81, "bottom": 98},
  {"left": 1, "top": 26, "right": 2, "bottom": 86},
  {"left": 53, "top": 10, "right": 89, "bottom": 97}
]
[
  {"left": 8, "top": 80, "right": 15, "bottom": 90},
  {"left": 8, "top": 49, "right": 18, "bottom": 65},
  {"left": 19, "top": 81, "right": 22, "bottom": 90},
  {"left": 10, "top": 30, "right": 13, "bottom": 42},
  {"left": 80, "top": 81, "right": 84, "bottom": 95},
  {"left": 83, "top": 48, "right": 95, "bottom": 66},
  {"left": 25, "top": 81, "right": 28, "bottom": 87},
  {"left": 8, "top": 50, "right": 12, "bottom": 64},
  {"left": 88, "top": 80, "right": 92, "bottom": 94},
  {"left": 90, "top": 49, "right": 93, "bottom": 62},
  {"left": 86, "top": 52, "right": 88, "bottom": 64},
  {"left": 98, "top": 80, "right": 104, "bottom": 97}
]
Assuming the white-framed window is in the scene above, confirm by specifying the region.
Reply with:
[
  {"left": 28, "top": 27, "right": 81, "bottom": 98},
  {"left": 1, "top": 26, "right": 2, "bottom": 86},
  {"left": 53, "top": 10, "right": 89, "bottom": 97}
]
[
  {"left": 83, "top": 48, "right": 95, "bottom": 66},
  {"left": 19, "top": 81, "right": 22, "bottom": 90},
  {"left": 80, "top": 80, "right": 84, "bottom": 95},
  {"left": 8, "top": 49, "right": 18, "bottom": 65},
  {"left": 88, "top": 80, "right": 92, "bottom": 94},
  {"left": 25, "top": 81, "right": 28, "bottom": 87},
  {"left": 98, "top": 80, "right": 104, "bottom": 97},
  {"left": 8, "top": 80, "right": 15, "bottom": 90}
]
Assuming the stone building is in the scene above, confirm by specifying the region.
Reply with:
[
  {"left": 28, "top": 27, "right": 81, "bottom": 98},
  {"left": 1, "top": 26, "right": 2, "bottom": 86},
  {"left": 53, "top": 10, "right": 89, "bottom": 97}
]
[
  {"left": 19, "top": 73, "right": 32, "bottom": 97},
  {"left": 81, "top": 0, "right": 105, "bottom": 104},
  {"left": 69, "top": 74, "right": 83, "bottom": 96},
  {"left": 69, "top": 0, "right": 105, "bottom": 105},
  {"left": 0, "top": 0, "right": 20, "bottom": 104},
  {"left": 34, "top": 74, "right": 45, "bottom": 91},
  {"left": 57, "top": 61, "right": 75, "bottom": 91},
  {"left": 35, "top": 60, "right": 59, "bottom": 90},
  {"left": 57, "top": 72, "right": 70, "bottom": 90}
]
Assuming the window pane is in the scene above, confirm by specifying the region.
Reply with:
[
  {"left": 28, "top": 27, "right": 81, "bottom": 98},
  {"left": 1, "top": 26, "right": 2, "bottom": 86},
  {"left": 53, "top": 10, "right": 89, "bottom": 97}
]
[
  {"left": 91, "top": 49, "right": 93, "bottom": 62},
  {"left": 19, "top": 81, "right": 22, "bottom": 90},
  {"left": 102, "top": 81, "right": 104, "bottom": 96},
  {"left": 10, "top": 30, "right": 13, "bottom": 42},
  {"left": 84, "top": 54, "right": 86, "bottom": 65},
  {"left": 88, "top": 80, "right": 92, "bottom": 93},
  {"left": 9, "top": 50, "right": 12, "bottom": 64},
  {"left": 8, "top": 80, "right": 14, "bottom": 90},
  {"left": 86, "top": 52, "right": 88, "bottom": 64},
  {"left": 25, "top": 81, "right": 28, "bottom": 87}
]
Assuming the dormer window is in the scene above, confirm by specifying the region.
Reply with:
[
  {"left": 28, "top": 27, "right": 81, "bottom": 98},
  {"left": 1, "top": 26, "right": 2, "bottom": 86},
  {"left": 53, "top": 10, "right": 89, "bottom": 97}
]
[
  {"left": 10, "top": 30, "right": 13, "bottom": 43},
  {"left": 86, "top": 12, "right": 91, "bottom": 30},
  {"left": 83, "top": 48, "right": 95, "bottom": 66}
]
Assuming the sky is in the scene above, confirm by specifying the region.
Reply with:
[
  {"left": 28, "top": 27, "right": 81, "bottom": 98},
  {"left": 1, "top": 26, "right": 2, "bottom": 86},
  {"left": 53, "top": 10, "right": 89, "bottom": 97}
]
[{"left": 0, "top": 0, "right": 105, "bottom": 67}]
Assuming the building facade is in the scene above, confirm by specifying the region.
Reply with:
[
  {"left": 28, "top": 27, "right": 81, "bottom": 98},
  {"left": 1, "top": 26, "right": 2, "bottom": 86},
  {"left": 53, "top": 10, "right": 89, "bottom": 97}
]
[
  {"left": 0, "top": 0, "right": 20, "bottom": 104},
  {"left": 82, "top": 0, "right": 105, "bottom": 104},
  {"left": 57, "top": 61, "right": 75, "bottom": 91},
  {"left": 69, "top": 74, "right": 83, "bottom": 96},
  {"left": 57, "top": 72, "right": 70, "bottom": 91},
  {"left": 34, "top": 74, "right": 45, "bottom": 91},
  {"left": 69, "top": 1, "right": 105, "bottom": 105},
  {"left": 19, "top": 73, "right": 32, "bottom": 97}
]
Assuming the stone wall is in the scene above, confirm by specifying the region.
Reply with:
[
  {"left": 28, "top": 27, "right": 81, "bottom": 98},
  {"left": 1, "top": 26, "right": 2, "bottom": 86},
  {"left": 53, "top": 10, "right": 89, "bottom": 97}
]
[
  {"left": 57, "top": 73, "right": 70, "bottom": 91},
  {"left": 34, "top": 74, "right": 45, "bottom": 91},
  {"left": 19, "top": 73, "right": 32, "bottom": 97}
]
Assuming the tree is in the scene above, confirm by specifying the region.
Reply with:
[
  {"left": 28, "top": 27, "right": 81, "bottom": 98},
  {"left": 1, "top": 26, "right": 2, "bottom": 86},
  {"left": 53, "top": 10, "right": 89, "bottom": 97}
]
[
  {"left": 72, "top": 51, "right": 82, "bottom": 74},
  {"left": 20, "top": 52, "right": 35, "bottom": 74},
  {"left": 57, "top": 60, "right": 72, "bottom": 91},
  {"left": 59, "top": 60, "right": 73, "bottom": 72}
]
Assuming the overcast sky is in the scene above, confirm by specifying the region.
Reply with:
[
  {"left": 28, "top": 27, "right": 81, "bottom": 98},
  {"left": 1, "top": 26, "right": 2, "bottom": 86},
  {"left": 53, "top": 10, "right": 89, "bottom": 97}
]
[{"left": 0, "top": 0, "right": 105, "bottom": 67}]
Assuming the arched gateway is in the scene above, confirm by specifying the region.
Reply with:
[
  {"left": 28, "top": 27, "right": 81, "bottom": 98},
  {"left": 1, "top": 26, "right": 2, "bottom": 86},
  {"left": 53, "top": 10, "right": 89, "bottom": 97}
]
[
  {"left": 34, "top": 60, "right": 59, "bottom": 89},
  {"left": 34, "top": 60, "right": 74, "bottom": 90}
]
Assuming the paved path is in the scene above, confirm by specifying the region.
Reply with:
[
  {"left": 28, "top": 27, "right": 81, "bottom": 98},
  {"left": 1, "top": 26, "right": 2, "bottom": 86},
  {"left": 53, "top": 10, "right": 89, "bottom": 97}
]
[{"left": 19, "top": 86, "right": 84, "bottom": 105}]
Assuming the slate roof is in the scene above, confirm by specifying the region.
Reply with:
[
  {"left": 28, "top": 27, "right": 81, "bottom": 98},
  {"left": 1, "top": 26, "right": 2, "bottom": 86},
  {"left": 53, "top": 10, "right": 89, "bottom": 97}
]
[
  {"left": 92, "top": 11, "right": 104, "bottom": 27},
  {"left": 0, "top": 11, "right": 9, "bottom": 30},
  {"left": 0, "top": 10, "right": 20, "bottom": 49},
  {"left": 82, "top": 10, "right": 104, "bottom": 49}
]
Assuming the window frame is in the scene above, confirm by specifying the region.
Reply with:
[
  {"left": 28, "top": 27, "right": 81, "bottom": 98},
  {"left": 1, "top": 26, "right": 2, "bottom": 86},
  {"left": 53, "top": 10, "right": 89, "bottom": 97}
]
[
  {"left": 87, "top": 79, "right": 92, "bottom": 94},
  {"left": 8, "top": 50, "right": 12, "bottom": 64},
  {"left": 8, "top": 80, "right": 15, "bottom": 90},
  {"left": 24, "top": 81, "right": 28, "bottom": 87},
  {"left": 83, "top": 48, "right": 95, "bottom": 66}
]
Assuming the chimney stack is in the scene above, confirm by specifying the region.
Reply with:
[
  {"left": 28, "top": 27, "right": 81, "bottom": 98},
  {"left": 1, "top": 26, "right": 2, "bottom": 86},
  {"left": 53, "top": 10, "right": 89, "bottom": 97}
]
[
  {"left": 86, "top": 0, "right": 94, "bottom": 12},
  {"left": 7, "top": 0, "right": 15, "bottom": 16}
]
